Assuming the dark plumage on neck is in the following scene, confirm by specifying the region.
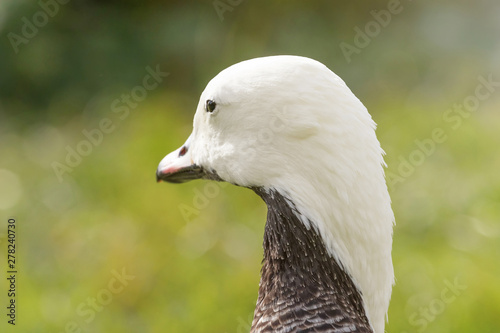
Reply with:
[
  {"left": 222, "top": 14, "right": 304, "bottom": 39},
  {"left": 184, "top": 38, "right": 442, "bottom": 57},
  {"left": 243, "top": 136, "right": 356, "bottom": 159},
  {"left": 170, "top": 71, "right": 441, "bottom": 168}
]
[{"left": 250, "top": 188, "right": 373, "bottom": 333}]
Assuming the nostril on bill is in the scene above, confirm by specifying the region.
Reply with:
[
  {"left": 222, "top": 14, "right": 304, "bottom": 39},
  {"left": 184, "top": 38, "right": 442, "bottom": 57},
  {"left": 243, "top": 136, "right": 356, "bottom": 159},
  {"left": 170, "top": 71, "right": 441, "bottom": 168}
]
[{"left": 179, "top": 146, "right": 187, "bottom": 157}]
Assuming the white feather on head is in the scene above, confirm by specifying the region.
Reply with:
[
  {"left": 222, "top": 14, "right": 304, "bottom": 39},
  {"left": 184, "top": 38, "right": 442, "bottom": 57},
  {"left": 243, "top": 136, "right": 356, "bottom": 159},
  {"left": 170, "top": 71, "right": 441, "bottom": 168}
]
[{"left": 176, "top": 55, "right": 394, "bottom": 333}]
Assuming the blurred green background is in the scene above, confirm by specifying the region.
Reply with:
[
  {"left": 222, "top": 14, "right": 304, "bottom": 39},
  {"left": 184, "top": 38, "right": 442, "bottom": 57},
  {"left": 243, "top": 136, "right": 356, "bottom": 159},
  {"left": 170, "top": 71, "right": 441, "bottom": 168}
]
[{"left": 0, "top": 0, "right": 499, "bottom": 332}]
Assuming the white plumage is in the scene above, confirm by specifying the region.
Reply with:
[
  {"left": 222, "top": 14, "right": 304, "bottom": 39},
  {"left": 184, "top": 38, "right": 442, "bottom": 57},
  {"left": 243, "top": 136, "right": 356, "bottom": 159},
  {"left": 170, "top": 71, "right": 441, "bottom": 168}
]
[{"left": 157, "top": 55, "right": 395, "bottom": 333}]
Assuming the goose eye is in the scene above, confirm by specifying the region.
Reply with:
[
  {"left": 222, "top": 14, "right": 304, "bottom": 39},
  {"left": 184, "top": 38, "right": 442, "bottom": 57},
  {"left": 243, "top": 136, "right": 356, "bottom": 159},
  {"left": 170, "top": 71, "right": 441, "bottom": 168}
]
[{"left": 206, "top": 99, "right": 217, "bottom": 113}]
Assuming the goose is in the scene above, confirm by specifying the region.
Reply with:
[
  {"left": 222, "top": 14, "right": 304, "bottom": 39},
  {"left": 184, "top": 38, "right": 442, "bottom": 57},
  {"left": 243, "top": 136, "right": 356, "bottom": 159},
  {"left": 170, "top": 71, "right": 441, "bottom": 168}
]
[{"left": 156, "top": 55, "right": 394, "bottom": 333}]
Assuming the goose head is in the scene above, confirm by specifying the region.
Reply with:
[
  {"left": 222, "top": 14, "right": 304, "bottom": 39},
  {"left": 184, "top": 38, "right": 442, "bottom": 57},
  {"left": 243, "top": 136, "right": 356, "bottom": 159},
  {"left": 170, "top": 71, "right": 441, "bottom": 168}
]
[{"left": 156, "top": 55, "right": 394, "bottom": 333}]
